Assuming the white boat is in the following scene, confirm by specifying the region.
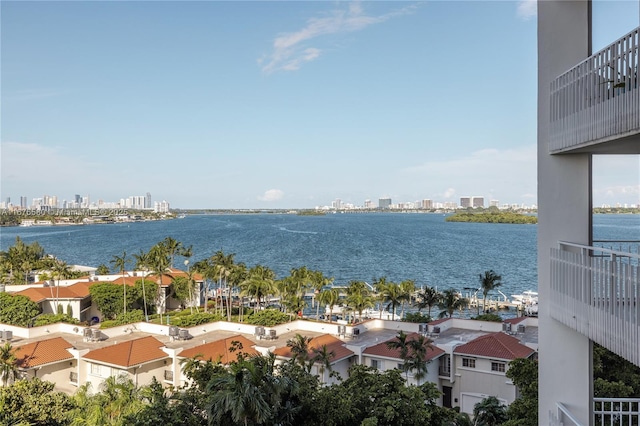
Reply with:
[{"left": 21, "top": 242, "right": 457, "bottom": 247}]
[{"left": 511, "top": 290, "right": 538, "bottom": 305}]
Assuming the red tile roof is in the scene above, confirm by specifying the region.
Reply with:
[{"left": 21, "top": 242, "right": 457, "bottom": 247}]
[
  {"left": 274, "top": 334, "right": 354, "bottom": 363},
  {"left": 363, "top": 333, "right": 445, "bottom": 361},
  {"left": 503, "top": 317, "right": 527, "bottom": 325},
  {"left": 15, "top": 283, "right": 92, "bottom": 303},
  {"left": 428, "top": 318, "right": 451, "bottom": 326},
  {"left": 179, "top": 335, "right": 258, "bottom": 363},
  {"left": 14, "top": 337, "right": 74, "bottom": 368},
  {"left": 84, "top": 336, "right": 167, "bottom": 367},
  {"left": 454, "top": 332, "right": 535, "bottom": 360}
]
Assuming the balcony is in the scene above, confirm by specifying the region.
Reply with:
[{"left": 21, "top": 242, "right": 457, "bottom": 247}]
[
  {"left": 550, "top": 242, "right": 639, "bottom": 367},
  {"left": 549, "top": 27, "right": 639, "bottom": 153},
  {"left": 550, "top": 399, "right": 640, "bottom": 426}
]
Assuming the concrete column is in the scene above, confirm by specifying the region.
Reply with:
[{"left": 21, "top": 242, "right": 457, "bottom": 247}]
[{"left": 538, "top": 1, "right": 593, "bottom": 425}]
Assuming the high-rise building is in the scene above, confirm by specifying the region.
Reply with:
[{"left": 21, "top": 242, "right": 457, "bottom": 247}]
[
  {"left": 421, "top": 199, "right": 433, "bottom": 209},
  {"left": 489, "top": 200, "right": 499, "bottom": 208},
  {"left": 378, "top": 198, "right": 392, "bottom": 209},
  {"left": 538, "top": 3, "right": 639, "bottom": 424},
  {"left": 20, "top": 196, "right": 27, "bottom": 209},
  {"left": 364, "top": 199, "right": 374, "bottom": 209},
  {"left": 459, "top": 197, "right": 471, "bottom": 208},
  {"left": 146, "top": 192, "right": 152, "bottom": 209},
  {"left": 471, "top": 196, "right": 484, "bottom": 208}
]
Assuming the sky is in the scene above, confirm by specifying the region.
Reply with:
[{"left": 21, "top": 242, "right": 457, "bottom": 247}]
[{"left": 1, "top": 0, "right": 639, "bottom": 209}]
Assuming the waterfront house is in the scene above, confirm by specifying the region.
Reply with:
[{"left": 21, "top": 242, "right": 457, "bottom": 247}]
[
  {"left": 82, "top": 336, "right": 169, "bottom": 391},
  {"left": 538, "top": 2, "right": 640, "bottom": 424},
  {"left": 13, "top": 336, "right": 76, "bottom": 393}
]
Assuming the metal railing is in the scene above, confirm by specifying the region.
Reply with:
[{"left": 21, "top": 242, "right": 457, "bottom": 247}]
[
  {"left": 550, "top": 27, "right": 639, "bottom": 152},
  {"left": 550, "top": 242, "right": 640, "bottom": 367},
  {"left": 594, "top": 398, "right": 640, "bottom": 425}
]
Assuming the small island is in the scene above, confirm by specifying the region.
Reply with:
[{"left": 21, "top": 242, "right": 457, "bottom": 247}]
[{"left": 445, "top": 211, "right": 537, "bottom": 224}]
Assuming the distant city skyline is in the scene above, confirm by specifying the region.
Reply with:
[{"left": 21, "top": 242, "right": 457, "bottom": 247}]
[{"left": 2, "top": 1, "right": 639, "bottom": 209}]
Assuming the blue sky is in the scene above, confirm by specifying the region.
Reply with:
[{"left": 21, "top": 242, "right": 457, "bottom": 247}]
[{"left": 1, "top": 0, "right": 639, "bottom": 209}]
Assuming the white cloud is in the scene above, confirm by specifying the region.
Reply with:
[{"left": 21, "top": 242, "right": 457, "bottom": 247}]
[
  {"left": 443, "top": 187, "right": 456, "bottom": 198},
  {"left": 257, "top": 189, "right": 285, "bottom": 202},
  {"left": 517, "top": 0, "right": 537, "bottom": 21},
  {"left": 261, "top": 1, "right": 418, "bottom": 73}
]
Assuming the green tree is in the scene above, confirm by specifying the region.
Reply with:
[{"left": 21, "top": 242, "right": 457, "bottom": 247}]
[
  {"left": 0, "top": 292, "right": 40, "bottom": 326},
  {"left": 286, "top": 334, "right": 313, "bottom": 371},
  {"left": 375, "top": 279, "right": 404, "bottom": 320},
  {"left": 51, "top": 260, "right": 73, "bottom": 313},
  {"left": 398, "top": 279, "right": 416, "bottom": 318},
  {"left": 132, "top": 250, "right": 151, "bottom": 321},
  {"left": 345, "top": 280, "right": 374, "bottom": 322},
  {"left": 316, "top": 287, "right": 340, "bottom": 322},
  {"left": 473, "top": 396, "right": 508, "bottom": 426},
  {"left": 385, "top": 331, "right": 433, "bottom": 384},
  {"left": 161, "top": 237, "right": 182, "bottom": 269},
  {"left": 414, "top": 286, "right": 441, "bottom": 317},
  {"left": 96, "top": 264, "right": 110, "bottom": 275},
  {"left": 309, "top": 270, "right": 334, "bottom": 320},
  {"left": 211, "top": 250, "right": 236, "bottom": 321},
  {"left": 171, "top": 276, "right": 198, "bottom": 312},
  {"left": 0, "top": 342, "right": 18, "bottom": 386},
  {"left": 503, "top": 358, "right": 538, "bottom": 426},
  {"left": 311, "top": 344, "right": 336, "bottom": 383},
  {"left": 438, "top": 288, "right": 469, "bottom": 318},
  {"left": 89, "top": 283, "right": 129, "bottom": 320},
  {"left": 240, "top": 264, "right": 277, "bottom": 311},
  {"left": 147, "top": 244, "right": 170, "bottom": 319},
  {"left": 110, "top": 251, "right": 130, "bottom": 316},
  {"left": 0, "top": 378, "right": 73, "bottom": 425},
  {"left": 479, "top": 270, "right": 502, "bottom": 314}
]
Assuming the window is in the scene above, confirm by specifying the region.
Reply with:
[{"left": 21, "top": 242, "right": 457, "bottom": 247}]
[
  {"left": 439, "top": 355, "right": 451, "bottom": 376},
  {"left": 371, "top": 359, "right": 380, "bottom": 370},
  {"left": 491, "top": 362, "right": 506, "bottom": 372},
  {"left": 462, "top": 358, "right": 476, "bottom": 368},
  {"left": 90, "top": 363, "right": 101, "bottom": 376},
  {"left": 69, "top": 371, "right": 78, "bottom": 383},
  {"left": 164, "top": 370, "right": 174, "bottom": 381}
]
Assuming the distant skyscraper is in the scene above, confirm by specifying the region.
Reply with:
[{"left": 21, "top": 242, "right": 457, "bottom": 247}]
[
  {"left": 471, "top": 196, "right": 484, "bottom": 208},
  {"left": 5, "top": 197, "right": 9, "bottom": 206},
  {"left": 378, "top": 198, "right": 392, "bottom": 209},
  {"left": 146, "top": 192, "right": 151, "bottom": 209},
  {"left": 460, "top": 197, "right": 471, "bottom": 208},
  {"left": 490, "top": 199, "right": 499, "bottom": 207},
  {"left": 20, "top": 196, "right": 27, "bottom": 209},
  {"left": 75, "top": 194, "right": 81, "bottom": 204},
  {"left": 422, "top": 199, "right": 433, "bottom": 209}
]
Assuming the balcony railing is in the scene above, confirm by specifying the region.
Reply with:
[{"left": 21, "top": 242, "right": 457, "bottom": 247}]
[
  {"left": 550, "top": 399, "right": 640, "bottom": 426},
  {"left": 550, "top": 242, "right": 639, "bottom": 367},
  {"left": 550, "top": 27, "right": 639, "bottom": 153}
]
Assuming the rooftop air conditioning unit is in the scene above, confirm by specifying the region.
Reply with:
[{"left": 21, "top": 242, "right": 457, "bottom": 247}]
[
  {"left": 178, "top": 329, "right": 190, "bottom": 340},
  {"left": 502, "top": 323, "right": 512, "bottom": 332},
  {"left": 255, "top": 326, "right": 265, "bottom": 336},
  {"left": 269, "top": 329, "right": 277, "bottom": 339},
  {"left": 517, "top": 324, "right": 526, "bottom": 333},
  {"left": 169, "top": 326, "right": 179, "bottom": 337},
  {"left": 418, "top": 324, "right": 427, "bottom": 333},
  {"left": 353, "top": 328, "right": 360, "bottom": 336},
  {"left": 432, "top": 326, "right": 440, "bottom": 334},
  {"left": 1, "top": 330, "right": 12, "bottom": 341},
  {"left": 337, "top": 325, "right": 346, "bottom": 335},
  {"left": 83, "top": 328, "right": 92, "bottom": 338},
  {"left": 91, "top": 329, "right": 101, "bottom": 341}
]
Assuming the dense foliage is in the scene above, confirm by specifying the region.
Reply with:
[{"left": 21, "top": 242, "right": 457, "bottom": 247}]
[
  {"left": 471, "top": 313, "right": 503, "bottom": 322},
  {"left": 33, "top": 313, "right": 79, "bottom": 327},
  {"left": 246, "top": 309, "right": 291, "bottom": 326},
  {"left": 445, "top": 212, "right": 537, "bottom": 224},
  {"left": 0, "top": 292, "right": 40, "bottom": 326}
]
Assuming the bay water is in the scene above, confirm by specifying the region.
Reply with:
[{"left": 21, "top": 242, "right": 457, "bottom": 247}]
[{"left": 1, "top": 213, "right": 637, "bottom": 301}]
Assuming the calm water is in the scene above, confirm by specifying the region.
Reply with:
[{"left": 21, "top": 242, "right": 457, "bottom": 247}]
[{"left": 1, "top": 213, "right": 638, "bottom": 298}]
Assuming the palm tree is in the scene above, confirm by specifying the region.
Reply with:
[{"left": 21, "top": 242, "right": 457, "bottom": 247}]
[
  {"left": 0, "top": 342, "right": 18, "bottom": 386},
  {"left": 211, "top": 250, "right": 235, "bottom": 320},
  {"left": 51, "top": 260, "right": 72, "bottom": 314},
  {"left": 438, "top": 288, "right": 469, "bottom": 318},
  {"left": 240, "top": 264, "right": 276, "bottom": 312},
  {"left": 345, "top": 280, "right": 374, "bottom": 322},
  {"left": 399, "top": 279, "right": 416, "bottom": 318},
  {"left": 311, "top": 344, "right": 335, "bottom": 383},
  {"left": 110, "top": 251, "right": 129, "bottom": 316},
  {"left": 479, "top": 270, "right": 502, "bottom": 314},
  {"left": 415, "top": 285, "right": 441, "bottom": 318},
  {"left": 473, "top": 396, "right": 508, "bottom": 426},
  {"left": 386, "top": 331, "right": 411, "bottom": 379},
  {"left": 316, "top": 288, "right": 340, "bottom": 322},
  {"left": 230, "top": 262, "right": 248, "bottom": 321},
  {"left": 286, "top": 334, "right": 313, "bottom": 370},
  {"left": 376, "top": 280, "right": 403, "bottom": 320},
  {"left": 309, "top": 269, "right": 333, "bottom": 321},
  {"left": 147, "top": 245, "right": 170, "bottom": 321},
  {"left": 132, "top": 249, "right": 150, "bottom": 321},
  {"left": 161, "top": 237, "right": 182, "bottom": 269}
]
